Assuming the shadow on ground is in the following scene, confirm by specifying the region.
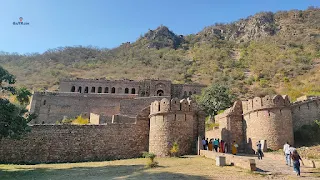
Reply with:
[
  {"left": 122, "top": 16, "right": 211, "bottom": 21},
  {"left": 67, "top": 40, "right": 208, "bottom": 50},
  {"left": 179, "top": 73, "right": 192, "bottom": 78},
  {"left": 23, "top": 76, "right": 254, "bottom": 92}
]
[{"left": 0, "top": 164, "right": 211, "bottom": 180}]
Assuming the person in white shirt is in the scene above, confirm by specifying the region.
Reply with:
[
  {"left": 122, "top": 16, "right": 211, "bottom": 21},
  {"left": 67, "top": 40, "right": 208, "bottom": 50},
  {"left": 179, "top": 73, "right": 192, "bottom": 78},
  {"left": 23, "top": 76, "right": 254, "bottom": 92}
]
[{"left": 283, "top": 142, "right": 291, "bottom": 166}]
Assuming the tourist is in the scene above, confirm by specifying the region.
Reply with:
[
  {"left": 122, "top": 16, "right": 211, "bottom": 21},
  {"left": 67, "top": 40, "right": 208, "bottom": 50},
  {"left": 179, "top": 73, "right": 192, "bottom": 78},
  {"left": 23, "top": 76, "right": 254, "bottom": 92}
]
[
  {"left": 231, "top": 141, "right": 238, "bottom": 155},
  {"left": 256, "top": 141, "right": 263, "bottom": 160},
  {"left": 283, "top": 142, "right": 291, "bottom": 166},
  {"left": 208, "top": 139, "right": 213, "bottom": 151},
  {"left": 224, "top": 141, "right": 228, "bottom": 153},
  {"left": 202, "top": 138, "right": 206, "bottom": 150},
  {"left": 205, "top": 138, "right": 209, "bottom": 150},
  {"left": 219, "top": 140, "right": 225, "bottom": 153},
  {"left": 213, "top": 139, "right": 219, "bottom": 152},
  {"left": 291, "top": 150, "right": 304, "bottom": 176}
]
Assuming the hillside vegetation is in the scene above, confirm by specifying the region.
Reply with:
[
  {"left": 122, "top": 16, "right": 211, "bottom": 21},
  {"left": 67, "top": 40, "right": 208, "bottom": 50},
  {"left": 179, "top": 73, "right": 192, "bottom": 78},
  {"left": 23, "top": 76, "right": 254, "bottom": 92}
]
[{"left": 1, "top": 7, "right": 320, "bottom": 100}]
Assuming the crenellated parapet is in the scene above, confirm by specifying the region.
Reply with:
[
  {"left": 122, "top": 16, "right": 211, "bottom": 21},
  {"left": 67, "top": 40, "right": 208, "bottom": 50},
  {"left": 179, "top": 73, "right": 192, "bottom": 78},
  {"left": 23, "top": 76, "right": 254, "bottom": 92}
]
[
  {"left": 215, "top": 100, "right": 243, "bottom": 119},
  {"left": 242, "top": 95, "right": 291, "bottom": 115},
  {"left": 291, "top": 95, "right": 320, "bottom": 107},
  {"left": 149, "top": 98, "right": 195, "bottom": 117}
]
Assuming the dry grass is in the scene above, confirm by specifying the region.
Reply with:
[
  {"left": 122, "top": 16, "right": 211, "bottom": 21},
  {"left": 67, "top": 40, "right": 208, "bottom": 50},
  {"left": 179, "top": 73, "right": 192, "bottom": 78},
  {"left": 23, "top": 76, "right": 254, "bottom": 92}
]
[{"left": 0, "top": 156, "right": 292, "bottom": 180}]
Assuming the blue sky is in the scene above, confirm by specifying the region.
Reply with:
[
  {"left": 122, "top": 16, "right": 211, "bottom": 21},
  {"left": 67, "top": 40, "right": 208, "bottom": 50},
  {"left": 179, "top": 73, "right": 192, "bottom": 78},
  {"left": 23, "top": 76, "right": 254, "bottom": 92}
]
[{"left": 0, "top": 0, "right": 319, "bottom": 54}]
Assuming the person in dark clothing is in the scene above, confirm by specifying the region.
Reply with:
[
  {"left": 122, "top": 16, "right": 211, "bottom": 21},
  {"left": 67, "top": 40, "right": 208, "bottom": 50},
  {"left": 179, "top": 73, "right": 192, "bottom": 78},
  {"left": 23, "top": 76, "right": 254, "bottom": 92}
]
[
  {"left": 256, "top": 141, "right": 263, "bottom": 160},
  {"left": 205, "top": 138, "right": 209, "bottom": 150},
  {"left": 291, "top": 150, "right": 304, "bottom": 176}
]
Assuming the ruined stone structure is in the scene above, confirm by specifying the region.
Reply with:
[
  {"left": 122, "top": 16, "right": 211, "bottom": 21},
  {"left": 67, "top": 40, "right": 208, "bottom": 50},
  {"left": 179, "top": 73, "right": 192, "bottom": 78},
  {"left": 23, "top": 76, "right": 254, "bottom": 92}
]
[
  {"left": 29, "top": 78, "right": 205, "bottom": 124},
  {"left": 206, "top": 95, "right": 320, "bottom": 153},
  {"left": 0, "top": 79, "right": 206, "bottom": 164},
  {"left": 149, "top": 98, "right": 205, "bottom": 157}
]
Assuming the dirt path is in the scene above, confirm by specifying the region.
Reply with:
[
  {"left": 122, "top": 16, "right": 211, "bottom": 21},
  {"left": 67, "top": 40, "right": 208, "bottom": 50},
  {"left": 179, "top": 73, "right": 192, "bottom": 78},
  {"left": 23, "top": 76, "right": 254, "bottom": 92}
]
[{"left": 238, "top": 153, "right": 320, "bottom": 179}]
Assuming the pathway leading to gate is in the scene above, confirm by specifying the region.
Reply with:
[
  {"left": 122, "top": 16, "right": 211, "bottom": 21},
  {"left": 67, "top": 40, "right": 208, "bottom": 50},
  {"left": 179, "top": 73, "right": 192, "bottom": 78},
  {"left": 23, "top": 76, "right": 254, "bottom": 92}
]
[{"left": 242, "top": 153, "right": 320, "bottom": 178}]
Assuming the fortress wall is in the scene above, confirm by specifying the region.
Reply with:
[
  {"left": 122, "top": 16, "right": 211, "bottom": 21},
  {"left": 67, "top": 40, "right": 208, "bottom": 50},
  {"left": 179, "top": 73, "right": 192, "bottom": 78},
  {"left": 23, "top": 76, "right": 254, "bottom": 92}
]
[
  {"left": 0, "top": 121, "right": 149, "bottom": 164},
  {"left": 112, "top": 114, "right": 136, "bottom": 124},
  {"left": 291, "top": 98, "right": 320, "bottom": 131},
  {"left": 171, "top": 84, "right": 205, "bottom": 99},
  {"left": 30, "top": 92, "right": 137, "bottom": 124},
  {"left": 212, "top": 101, "right": 244, "bottom": 151},
  {"left": 149, "top": 98, "right": 201, "bottom": 157},
  {"left": 243, "top": 95, "right": 293, "bottom": 151},
  {"left": 119, "top": 96, "right": 168, "bottom": 116},
  {"left": 60, "top": 79, "right": 140, "bottom": 94},
  {"left": 148, "top": 80, "right": 172, "bottom": 97}
]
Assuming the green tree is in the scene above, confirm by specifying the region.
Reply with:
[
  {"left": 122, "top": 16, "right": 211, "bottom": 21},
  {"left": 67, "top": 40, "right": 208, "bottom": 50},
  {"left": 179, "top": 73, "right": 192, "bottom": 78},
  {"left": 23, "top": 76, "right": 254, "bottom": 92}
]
[
  {"left": 15, "top": 87, "right": 32, "bottom": 106},
  {"left": 0, "top": 65, "right": 33, "bottom": 139},
  {"left": 0, "top": 65, "right": 15, "bottom": 93},
  {"left": 196, "top": 84, "right": 235, "bottom": 117}
]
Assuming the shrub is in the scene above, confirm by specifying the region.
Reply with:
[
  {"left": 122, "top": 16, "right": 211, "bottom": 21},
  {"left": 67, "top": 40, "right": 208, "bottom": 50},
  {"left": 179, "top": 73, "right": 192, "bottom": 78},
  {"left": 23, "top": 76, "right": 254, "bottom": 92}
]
[
  {"left": 71, "top": 115, "right": 89, "bottom": 125},
  {"left": 142, "top": 152, "right": 158, "bottom": 168},
  {"left": 170, "top": 141, "right": 179, "bottom": 157},
  {"left": 60, "top": 115, "right": 89, "bottom": 125}
]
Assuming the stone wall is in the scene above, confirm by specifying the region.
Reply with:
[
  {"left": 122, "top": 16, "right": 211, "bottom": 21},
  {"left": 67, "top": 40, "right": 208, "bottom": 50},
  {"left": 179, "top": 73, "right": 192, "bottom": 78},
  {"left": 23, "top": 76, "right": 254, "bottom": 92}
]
[
  {"left": 0, "top": 119, "right": 149, "bottom": 164},
  {"left": 242, "top": 95, "right": 294, "bottom": 151},
  {"left": 148, "top": 98, "right": 203, "bottom": 157},
  {"left": 119, "top": 96, "right": 168, "bottom": 116},
  {"left": 291, "top": 97, "right": 320, "bottom": 131},
  {"left": 208, "top": 101, "right": 244, "bottom": 151},
  {"left": 29, "top": 92, "right": 138, "bottom": 124}
]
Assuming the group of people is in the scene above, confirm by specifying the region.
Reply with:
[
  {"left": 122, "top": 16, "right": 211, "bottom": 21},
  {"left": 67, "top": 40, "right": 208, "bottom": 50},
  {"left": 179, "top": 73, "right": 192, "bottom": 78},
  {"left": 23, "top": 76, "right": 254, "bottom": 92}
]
[
  {"left": 201, "top": 138, "right": 239, "bottom": 155},
  {"left": 283, "top": 142, "right": 304, "bottom": 176},
  {"left": 202, "top": 138, "right": 304, "bottom": 176}
]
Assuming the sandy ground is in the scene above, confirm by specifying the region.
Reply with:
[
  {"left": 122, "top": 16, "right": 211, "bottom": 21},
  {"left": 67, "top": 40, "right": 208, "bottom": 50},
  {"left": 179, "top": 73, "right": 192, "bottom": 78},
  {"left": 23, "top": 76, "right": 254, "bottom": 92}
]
[{"left": 0, "top": 155, "right": 319, "bottom": 180}]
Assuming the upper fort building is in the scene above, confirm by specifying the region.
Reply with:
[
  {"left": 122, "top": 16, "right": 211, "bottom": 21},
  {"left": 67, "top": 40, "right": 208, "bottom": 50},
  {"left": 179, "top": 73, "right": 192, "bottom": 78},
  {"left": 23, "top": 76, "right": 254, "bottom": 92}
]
[
  {"left": 29, "top": 78, "right": 206, "bottom": 124},
  {"left": 59, "top": 78, "right": 205, "bottom": 98}
]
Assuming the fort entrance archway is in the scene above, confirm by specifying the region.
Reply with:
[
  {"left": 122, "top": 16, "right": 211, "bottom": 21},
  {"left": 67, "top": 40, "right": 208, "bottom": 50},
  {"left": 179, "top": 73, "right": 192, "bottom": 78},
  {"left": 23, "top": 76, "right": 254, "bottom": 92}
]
[{"left": 157, "top": 90, "right": 164, "bottom": 96}]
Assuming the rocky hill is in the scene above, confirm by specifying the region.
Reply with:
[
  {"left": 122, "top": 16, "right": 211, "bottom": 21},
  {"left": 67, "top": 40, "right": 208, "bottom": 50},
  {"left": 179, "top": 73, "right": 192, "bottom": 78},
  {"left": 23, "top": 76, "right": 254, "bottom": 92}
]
[{"left": 1, "top": 7, "right": 320, "bottom": 100}]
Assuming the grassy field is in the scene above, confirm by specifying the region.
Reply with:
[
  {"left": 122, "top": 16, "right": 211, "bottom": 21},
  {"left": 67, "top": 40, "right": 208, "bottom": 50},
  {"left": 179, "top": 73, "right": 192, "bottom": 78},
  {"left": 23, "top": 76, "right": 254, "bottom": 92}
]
[{"left": 0, "top": 155, "right": 310, "bottom": 180}]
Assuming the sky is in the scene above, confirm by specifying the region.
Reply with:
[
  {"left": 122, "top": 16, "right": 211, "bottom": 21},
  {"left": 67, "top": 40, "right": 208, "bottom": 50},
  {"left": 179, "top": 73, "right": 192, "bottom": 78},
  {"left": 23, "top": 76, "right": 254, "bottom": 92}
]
[{"left": 0, "top": 0, "right": 319, "bottom": 54}]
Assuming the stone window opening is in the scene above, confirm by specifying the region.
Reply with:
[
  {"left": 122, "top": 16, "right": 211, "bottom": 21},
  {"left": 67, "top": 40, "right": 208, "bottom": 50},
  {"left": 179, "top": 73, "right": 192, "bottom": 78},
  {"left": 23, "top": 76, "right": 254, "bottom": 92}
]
[
  {"left": 111, "top": 87, "right": 115, "bottom": 93},
  {"left": 158, "top": 103, "right": 160, "bottom": 111},
  {"left": 71, "top": 86, "right": 75, "bottom": 92},
  {"left": 104, "top": 87, "right": 109, "bottom": 93},
  {"left": 157, "top": 90, "right": 164, "bottom": 96},
  {"left": 125, "top": 88, "right": 129, "bottom": 94},
  {"left": 180, "top": 103, "right": 182, "bottom": 111},
  {"left": 98, "top": 87, "right": 102, "bottom": 93},
  {"left": 189, "top": 91, "right": 192, "bottom": 96},
  {"left": 91, "top": 87, "right": 96, "bottom": 93},
  {"left": 280, "top": 109, "right": 282, "bottom": 115},
  {"left": 268, "top": 111, "right": 270, "bottom": 116},
  {"left": 78, "top": 87, "right": 82, "bottom": 93},
  {"left": 43, "top": 100, "right": 46, "bottom": 105},
  {"left": 174, "top": 114, "right": 176, "bottom": 120},
  {"left": 131, "top": 88, "right": 136, "bottom": 94},
  {"left": 84, "top": 87, "right": 88, "bottom": 93}
]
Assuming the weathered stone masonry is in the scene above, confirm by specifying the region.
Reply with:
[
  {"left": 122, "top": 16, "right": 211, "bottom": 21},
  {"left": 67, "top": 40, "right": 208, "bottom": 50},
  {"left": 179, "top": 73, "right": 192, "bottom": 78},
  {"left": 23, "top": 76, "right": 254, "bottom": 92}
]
[
  {"left": 0, "top": 97, "right": 205, "bottom": 163},
  {"left": 206, "top": 95, "right": 320, "bottom": 152}
]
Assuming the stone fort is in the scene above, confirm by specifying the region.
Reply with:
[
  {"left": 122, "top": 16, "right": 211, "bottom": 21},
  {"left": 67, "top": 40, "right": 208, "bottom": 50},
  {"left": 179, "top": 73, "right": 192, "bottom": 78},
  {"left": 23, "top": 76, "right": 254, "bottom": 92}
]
[
  {"left": 206, "top": 95, "right": 320, "bottom": 153},
  {"left": 29, "top": 78, "right": 205, "bottom": 124},
  {"left": 0, "top": 77, "right": 319, "bottom": 164},
  {"left": 0, "top": 78, "right": 206, "bottom": 164}
]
